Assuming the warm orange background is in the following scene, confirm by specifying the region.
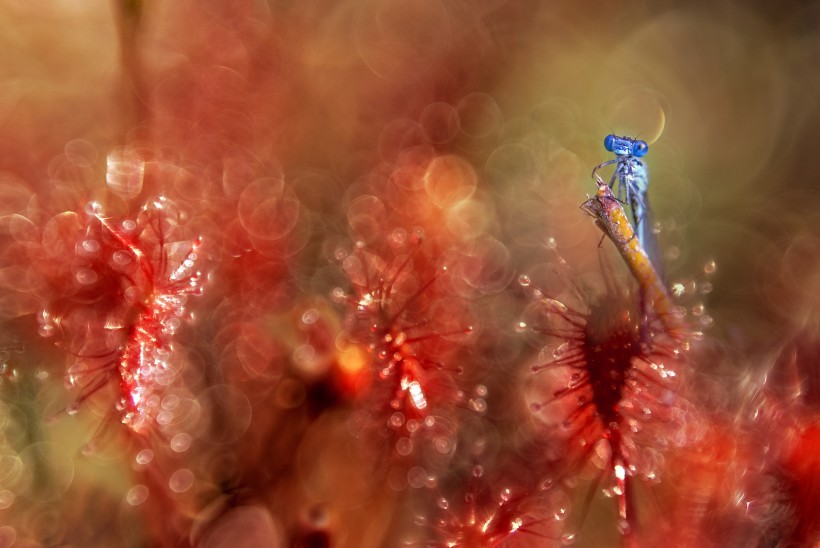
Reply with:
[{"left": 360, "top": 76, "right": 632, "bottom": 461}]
[{"left": 0, "top": 1, "right": 818, "bottom": 546}]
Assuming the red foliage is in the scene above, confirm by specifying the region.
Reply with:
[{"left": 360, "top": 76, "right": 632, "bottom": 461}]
[
  {"left": 38, "top": 198, "right": 204, "bottom": 433},
  {"left": 335, "top": 235, "right": 474, "bottom": 460},
  {"left": 521, "top": 264, "right": 690, "bottom": 538}
]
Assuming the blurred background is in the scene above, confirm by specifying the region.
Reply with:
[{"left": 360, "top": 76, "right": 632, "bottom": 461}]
[{"left": 0, "top": 0, "right": 819, "bottom": 546}]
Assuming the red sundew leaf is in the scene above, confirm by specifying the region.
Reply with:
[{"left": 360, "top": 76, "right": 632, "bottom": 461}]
[
  {"left": 39, "top": 197, "right": 205, "bottom": 435},
  {"left": 521, "top": 263, "right": 691, "bottom": 540},
  {"left": 335, "top": 238, "right": 474, "bottom": 461},
  {"left": 420, "top": 468, "right": 566, "bottom": 548}
]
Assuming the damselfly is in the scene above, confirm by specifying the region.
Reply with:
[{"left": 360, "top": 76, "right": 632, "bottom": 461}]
[{"left": 591, "top": 134, "right": 663, "bottom": 275}]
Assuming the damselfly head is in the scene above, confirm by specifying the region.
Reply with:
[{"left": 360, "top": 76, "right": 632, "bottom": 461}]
[{"left": 603, "top": 134, "right": 649, "bottom": 158}]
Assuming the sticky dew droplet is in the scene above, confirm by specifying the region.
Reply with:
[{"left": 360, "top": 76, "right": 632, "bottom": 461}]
[
  {"left": 126, "top": 485, "right": 149, "bottom": 506},
  {"left": 434, "top": 436, "right": 452, "bottom": 454},
  {"left": 135, "top": 449, "right": 154, "bottom": 465},
  {"left": 81, "top": 239, "right": 100, "bottom": 253},
  {"left": 469, "top": 398, "right": 487, "bottom": 413},
  {"left": 301, "top": 309, "right": 320, "bottom": 325},
  {"left": 170, "top": 432, "right": 192, "bottom": 453},
  {"left": 561, "top": 532, "right": 577, "bottom": 545},
  {"left": 396, "top": 437, "right": 413, "bottom": 456},
  {"left": 389, "top": 412, "right": 405, "bottom": 428},
  {"left": 75, "top": 269, "right": 98, "bottom": 285},
  {"left": 168, "top": 469, "right": 194, "bottom": 493}
]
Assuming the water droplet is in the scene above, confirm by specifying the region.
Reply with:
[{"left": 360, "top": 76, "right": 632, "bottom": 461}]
[
  {"left": 406, "top": 419, "right": 419, "bottom": 433},
  {"left": 66, "top": 401, "right": 81, "bottom": 415},
  {"left": 396, "top": 437, "right": 413, "bottom": 456},
  {"left": 518, "top": 274, "right": 531, "bottom": 287},
  {"left": 617, "top": 518, "right": 631, "bottom": 535},
  {"left": 407, "top": 466, "right": 427, "bottom": 489},
  {"left": 75, "top": 268, "right": 98, "bottom": 285},
  {"left": 170, "top": 432, "right": 192, "bottom": 453},
  {"left": 358, "top": 293, "right": 374, "bottom": 308},
  {"left": 437, "top": 497, "right": 449, "bottom": 510},
  {"left": 161, "top": 395, "right": 180, "bottom": 411},
  {"left": 389, "top": 412, "right": 405, "bottom": 429},
  {"left": 135, "top": 449, "right": 154, "bottom": 465},
  {"left": 122, "top": 220, "right": 137, "bottom": 232},
  {"left": 390, "top": 228, "right": 408, "bottom": 246},
  {"left": 469, "top": 398, "right": 487, "bottom": 413},
  {"left": 156, "top": 410, "right": 173, "bottom": 425},
  {"left": 81, "top": 239, "right": 100, "bottom": 253},
  {"left": 126, "top": 485, "right": 149, "bottom": 506},
  {"left": 554, "top": 342, "right": 571, "bottom": 358},
  {"left": 169, "top": 469, "right": 194, "bottom": 493},
  {"left": 434, "top": 436, "right": 452, "bottom": 454},
  {"left": 561, "top": 532, "right": 576, "bottom": 545},
  {"left": 554, "top": 507, "right": 568, "bottom": 521},
  {"left": 500, "top": 488, "right": 511, "bottom": 502},
  {"left": 331, "top": 287, "right": 346, "bottom": 302},
  {"left": 704, "top": 260, "right": 716, "bottom": 274},
  {"left": 515, "top": 321, "right": 528, "bottom": 333}
]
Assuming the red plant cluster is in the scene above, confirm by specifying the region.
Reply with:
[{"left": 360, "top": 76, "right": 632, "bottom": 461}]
[
  {"left": 520, "top": 260, "right": 693, "bottom": 539},
  {"left": 37, "top": 197, "right": 204, "bottom": 434},
  {"left": 334, "top": 233, "right": 475, "bottom": 461},
  {"left": 422, "top": 471, "right": 559, "bottom": 547}
]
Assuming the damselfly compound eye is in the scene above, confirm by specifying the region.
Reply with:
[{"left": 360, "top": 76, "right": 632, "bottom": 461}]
[{"left": 632, "top": 140, "right": 649, "bottom": 157}]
